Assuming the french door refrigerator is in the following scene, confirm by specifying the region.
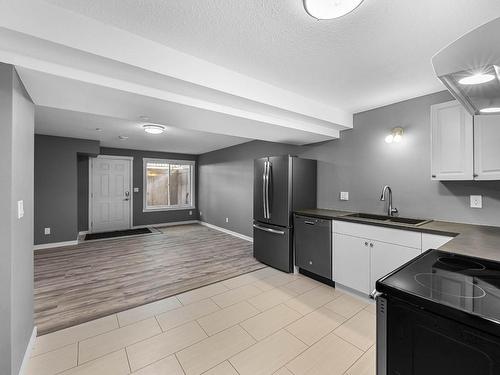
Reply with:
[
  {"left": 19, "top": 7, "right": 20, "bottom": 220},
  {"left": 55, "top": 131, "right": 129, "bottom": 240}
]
[{"left": 253, "top": 155, "right": 317, "bottom": 273}]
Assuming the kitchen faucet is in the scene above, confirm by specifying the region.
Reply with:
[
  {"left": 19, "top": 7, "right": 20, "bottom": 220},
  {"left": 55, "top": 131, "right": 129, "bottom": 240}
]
[{"left": 380, "top": 185, "right": 398, "bottom": 216}]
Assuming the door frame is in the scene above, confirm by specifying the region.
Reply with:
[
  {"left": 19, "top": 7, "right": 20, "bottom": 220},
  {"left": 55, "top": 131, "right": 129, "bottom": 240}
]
[{"left": 88, "top": 155, "right": 134, "bottom": 233}]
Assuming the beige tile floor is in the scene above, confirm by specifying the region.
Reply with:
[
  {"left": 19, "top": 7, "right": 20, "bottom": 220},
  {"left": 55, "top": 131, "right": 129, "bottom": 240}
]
[{"left": 27, "top": 266, "right": 376, "bottom": 375}]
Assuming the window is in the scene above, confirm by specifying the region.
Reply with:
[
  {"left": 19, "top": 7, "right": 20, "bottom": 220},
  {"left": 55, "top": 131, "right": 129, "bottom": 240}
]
[{"left": 143, "top": 158, "right": 195, "bottom": 211}]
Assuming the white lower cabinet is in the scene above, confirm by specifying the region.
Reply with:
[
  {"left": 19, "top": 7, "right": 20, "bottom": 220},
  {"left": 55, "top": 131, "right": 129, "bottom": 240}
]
[
  {"left": 334, "top": 233, "right": 371, "bottom": 294},
  {"left": 333, "top": 221, "right": 453, "bottom": 295},
  {"left": 369, "top": 240, "right": 421, "bottom": 293}
]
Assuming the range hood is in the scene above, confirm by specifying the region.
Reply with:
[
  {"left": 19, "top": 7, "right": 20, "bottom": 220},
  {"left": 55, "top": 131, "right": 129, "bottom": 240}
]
[{"left": 432, "top": 17, "right": 500, "bottom": 115}]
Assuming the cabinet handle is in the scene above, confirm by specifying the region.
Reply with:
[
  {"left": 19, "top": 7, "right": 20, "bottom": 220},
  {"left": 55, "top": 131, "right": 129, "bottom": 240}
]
[
  {"left": 431, "top": 174, "right": 436, "bottom": 178},
  {"left": 473, "top": 174, "right": 478, "bottom": 178}
]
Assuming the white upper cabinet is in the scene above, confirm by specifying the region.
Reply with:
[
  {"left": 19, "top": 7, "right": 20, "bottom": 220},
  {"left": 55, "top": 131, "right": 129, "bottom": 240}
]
[
  {"left": 474, "top": 115, "right": 500, "bottom": 180},
  {"left": 430, "top": 100, "right": 474, "bottom": 180}
]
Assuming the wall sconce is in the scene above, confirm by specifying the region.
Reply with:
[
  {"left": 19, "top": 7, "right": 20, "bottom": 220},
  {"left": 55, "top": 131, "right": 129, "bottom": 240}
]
[{"left": 385, "top": 127, "right": 404, "bottom": 143}]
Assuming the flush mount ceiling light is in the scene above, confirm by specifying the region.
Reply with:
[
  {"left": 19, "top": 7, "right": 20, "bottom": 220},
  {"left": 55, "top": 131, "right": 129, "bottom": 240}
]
[
  {"left": 303, "top": 0, "right": 364, "bottom": 20},
  {"left": 143, "top": 124, "right": 165, "bottom": 134},
  {"left": 385, "top": 127, "right": 404, "bottom": 144},
  {"left": 480, "top": 107, "right": 500, "bottom": 113},
  {"left": 458, "top": 73, "right": 495, "bottom": 85},
  {"left": 118, "top": 135, "right": 129, "bottom": 140}
]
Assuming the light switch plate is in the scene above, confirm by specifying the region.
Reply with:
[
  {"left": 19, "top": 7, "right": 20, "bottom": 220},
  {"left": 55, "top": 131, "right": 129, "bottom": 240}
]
[
  {"left": 470, "top": 195, "right": 483, "bottom": 208},
  {"left": 44, "top": 227, "right": 51, "bottom": 235},
  {"left": 17, "top": 200, "right": 24, "bottom": 219},
  {"left": 133, "top": 187, "right": 140, "bottom": 193},
  {"left": 339, "top": 192, "right": 349, "bottom": 201}
]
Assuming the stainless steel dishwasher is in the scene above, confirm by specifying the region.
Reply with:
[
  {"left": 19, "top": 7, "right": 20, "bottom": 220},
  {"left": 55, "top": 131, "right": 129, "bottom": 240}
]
[{"left": 294, "top": 215, "right": 332, "bottom": 279}]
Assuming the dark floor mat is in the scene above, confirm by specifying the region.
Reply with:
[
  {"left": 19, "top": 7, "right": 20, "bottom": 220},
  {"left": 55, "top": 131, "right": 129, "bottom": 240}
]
[{"left": 84, "top": 227, "right": 153, "bottom": 241}]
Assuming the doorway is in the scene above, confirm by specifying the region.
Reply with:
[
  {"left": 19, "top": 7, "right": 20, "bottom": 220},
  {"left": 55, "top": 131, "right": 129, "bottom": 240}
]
[{"left": 89, "top": 155, "right": 133, "bottom": 233}]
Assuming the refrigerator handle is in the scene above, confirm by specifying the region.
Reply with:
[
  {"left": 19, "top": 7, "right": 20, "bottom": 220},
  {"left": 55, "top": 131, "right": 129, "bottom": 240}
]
[
  {"left": 262, "top": 161, "right": 268, "bottom": 219},
  {"left": 253, "top": 224, "right": 284, "bottom": 235},
  {"left": 266, "top": 162, "right": 271, "bottom": 219}
]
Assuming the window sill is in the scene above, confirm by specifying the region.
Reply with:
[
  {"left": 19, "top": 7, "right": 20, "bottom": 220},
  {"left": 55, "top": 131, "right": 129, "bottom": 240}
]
[{"left": 143, "top": 206, "right": 196, "bottom": 213}]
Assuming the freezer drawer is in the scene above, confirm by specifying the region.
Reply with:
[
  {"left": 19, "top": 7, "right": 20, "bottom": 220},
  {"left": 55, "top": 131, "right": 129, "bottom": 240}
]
[
  {"left": 294, "top": 215, "right": 332, "bottom": 279},
  {"left": 253, "top": 222, "right": 292, "bottom": 273}
]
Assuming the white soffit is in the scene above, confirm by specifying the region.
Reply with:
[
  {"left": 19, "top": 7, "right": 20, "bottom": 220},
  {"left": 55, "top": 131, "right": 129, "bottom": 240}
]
[{"left": 0, "top": 0, "right": 352, "bottom": 146}]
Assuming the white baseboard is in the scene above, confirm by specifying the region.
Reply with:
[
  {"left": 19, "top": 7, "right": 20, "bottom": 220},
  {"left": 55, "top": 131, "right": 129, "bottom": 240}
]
[
  {"left": 134, "top": 220, "right": 199, "bottom": 229},
  {"left": 199, "top": 221, "right": 253, "bottom": 242},
  {"left": 33, "top": 240, "right": 78, "bottom": 251},
  {"left": 18, "top": 326, "right": 37, "bottom": 375}
]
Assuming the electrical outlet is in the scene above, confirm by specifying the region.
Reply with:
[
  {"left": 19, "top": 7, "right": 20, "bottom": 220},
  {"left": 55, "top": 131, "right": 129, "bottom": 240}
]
[
  {"left": 200, "top": 211, "right": 203, "bottom": 216},
  {"left": 339, "top": 192, "right": 349, "bottom": 201},
  {"left": 44, "top": 227, "right": 51, "bottom": 235},
  {"left": 189, "top": 210, "right": 192, "bottom": 216},
  {"left": 470, "top": 195, "right": 483, "bottom": 208},
  {"left": 225, "top": 217, "right": 229, "bottom": 223}
]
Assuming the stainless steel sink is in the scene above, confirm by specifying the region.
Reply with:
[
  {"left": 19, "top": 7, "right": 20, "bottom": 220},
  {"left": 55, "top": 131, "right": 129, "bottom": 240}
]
[
  {"left": 388, "top": 217, "right": 431, "bottom": 226},
  {"left": 345, "top": 213, "right": 431, "bottom": 226},
  {"left": 346, "top": 213, "right": 391, "bottom": 221}
]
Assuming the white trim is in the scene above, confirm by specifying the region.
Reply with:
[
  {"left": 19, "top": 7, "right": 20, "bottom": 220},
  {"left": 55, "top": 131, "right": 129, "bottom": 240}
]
[
  {"left": 89, "top": 155, "right": 134, "bottom": 233},
  {"left": 143, "top": 158, "right": 196, "bottom": 213},
  {"left": 199, "top": 221, "right": 253, "bottom": 243},
  {"left": 133, "top": 220, "right": 199, "bottom": 229},
  {"left": 34, "top": 240, "right": 78, "bottom": 251},
  {"left": 18, "top": 326, "right": 37, "bottom": 375}
]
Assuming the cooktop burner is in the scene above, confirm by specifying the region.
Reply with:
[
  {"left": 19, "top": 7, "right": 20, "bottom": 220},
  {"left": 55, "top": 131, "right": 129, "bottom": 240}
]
[
  {"left": 414, "top": 272, "right": 486, "bottom": 298},
  {"left": 377, "top": 250, "right": 500, "bottom": 323}
]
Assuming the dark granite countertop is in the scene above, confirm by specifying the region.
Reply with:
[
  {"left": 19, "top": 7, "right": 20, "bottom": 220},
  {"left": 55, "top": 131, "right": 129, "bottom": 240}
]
[{"left": 294, "top": 208, "right": 500, "bottom": 262}]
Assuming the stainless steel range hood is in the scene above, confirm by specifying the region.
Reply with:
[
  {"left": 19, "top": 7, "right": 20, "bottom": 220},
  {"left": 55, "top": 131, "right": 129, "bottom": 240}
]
[{"left": 432, "top": 17, "right": 500, "bottom": 115}]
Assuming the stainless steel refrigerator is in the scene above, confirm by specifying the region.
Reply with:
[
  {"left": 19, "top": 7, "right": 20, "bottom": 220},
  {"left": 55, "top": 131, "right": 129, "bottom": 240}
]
[{"left": 253, "top": 155, "right": 317, "bottom": 273}]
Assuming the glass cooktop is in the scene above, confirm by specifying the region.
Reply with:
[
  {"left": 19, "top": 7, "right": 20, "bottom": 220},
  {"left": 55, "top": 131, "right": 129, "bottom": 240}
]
[{"left": 377, "top": 249, "right": 500, "bottom": 323}]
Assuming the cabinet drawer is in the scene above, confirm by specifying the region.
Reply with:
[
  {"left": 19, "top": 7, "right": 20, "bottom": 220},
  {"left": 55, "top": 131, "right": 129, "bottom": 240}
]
[{"left": 334, "top": 221, "right": 421, "bottom": 249}]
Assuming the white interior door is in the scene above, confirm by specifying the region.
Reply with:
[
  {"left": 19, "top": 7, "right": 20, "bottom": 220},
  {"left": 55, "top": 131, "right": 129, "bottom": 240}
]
[{"left": 90, "top": 156, "right": 132, "bottom": 233}]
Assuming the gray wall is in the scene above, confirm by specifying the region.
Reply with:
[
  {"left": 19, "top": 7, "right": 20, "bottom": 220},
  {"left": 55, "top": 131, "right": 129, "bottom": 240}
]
[
  {"left": 198, "top": 141, "right": 300, "bottom": 237},
  {"left": 198, "top": 91, "right": 500, "bottom": 237},
  {"left": 99, "top": 147, "right": 199, "bottom": 226},
  {"left": 34, "top": 135, "right": 100, "bottom": 244},
  {"left": 0, "top": 64, "right": 35, "bottom": 375},
  {"left": 301, "top": 90, "right": 500, "bottom": 226}
]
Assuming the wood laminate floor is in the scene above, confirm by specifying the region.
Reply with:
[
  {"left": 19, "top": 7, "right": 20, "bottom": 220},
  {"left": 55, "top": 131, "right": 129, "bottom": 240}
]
[{"left": 34, "top": 224, "right": 264, "bottom": 335}]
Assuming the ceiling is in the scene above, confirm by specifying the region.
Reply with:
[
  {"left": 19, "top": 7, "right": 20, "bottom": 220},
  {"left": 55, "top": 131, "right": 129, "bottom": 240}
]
[
  {"left": 45, "top": 0, "right": 500, "bottom": 113},
  {"left": 35, "top": 106, "right": 250, "bottom": 155}
]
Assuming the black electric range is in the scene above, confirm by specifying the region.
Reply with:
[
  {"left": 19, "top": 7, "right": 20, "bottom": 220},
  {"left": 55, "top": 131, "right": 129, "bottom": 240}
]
[{"left": 375, "top": 249, "right": 500, "bottom": 375}]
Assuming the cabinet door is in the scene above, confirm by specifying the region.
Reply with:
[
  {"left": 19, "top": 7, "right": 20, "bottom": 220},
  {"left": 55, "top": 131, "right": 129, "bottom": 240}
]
[
  {"left": 430, "top": 100, "right": 473, "bottom": 180},
  {"left": 334, "top": 233, "right": 370, "bottom": 294},
  {"left": 474, "top": 115, "right": 500, "bottom": 180},
  {"left": 370, "top": 241, "right": 421, "bottom": 293}
]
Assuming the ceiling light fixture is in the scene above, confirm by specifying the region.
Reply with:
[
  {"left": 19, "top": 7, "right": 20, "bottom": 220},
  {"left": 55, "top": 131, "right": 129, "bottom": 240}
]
[
  {"left": 118, "top": 135, "right": 129, "bottom": 140},
  {"left": 458, "top": 73, "right": 495, "bottom": 85},
  {"left": 303, "top": 0, "right": 364, "bottom": 20},
  {"left": 385, "top": 127, "right": 404, "bottom": 144},
  {"left": 480, "top": 107, "right": 500, "bottom": 113},
  {"left": 143, "top": 124, "right": 165, "bottom": 134}
]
